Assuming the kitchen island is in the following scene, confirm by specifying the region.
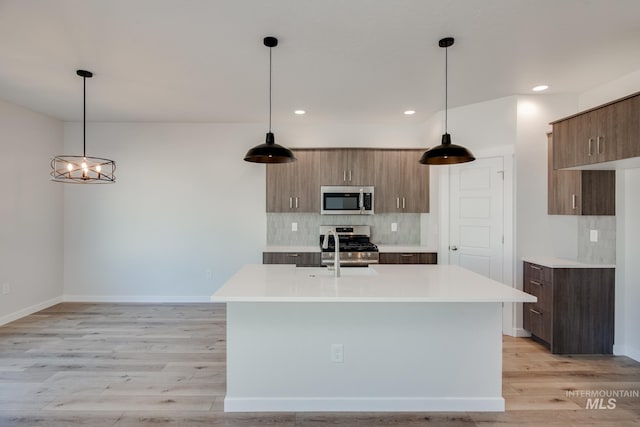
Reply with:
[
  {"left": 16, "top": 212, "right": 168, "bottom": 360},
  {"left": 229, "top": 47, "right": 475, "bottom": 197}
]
[{"left": 211, "top": 264, "right": 536, "bottom": 412}]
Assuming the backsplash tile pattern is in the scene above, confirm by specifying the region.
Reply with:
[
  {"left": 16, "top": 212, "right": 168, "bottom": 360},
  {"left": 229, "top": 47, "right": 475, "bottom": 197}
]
[
  {"left": 577, "top": 216, "right": 616, "bottom": 264},
  {"left": 267, "top": 213, "right": 421, "bottom": 246}
]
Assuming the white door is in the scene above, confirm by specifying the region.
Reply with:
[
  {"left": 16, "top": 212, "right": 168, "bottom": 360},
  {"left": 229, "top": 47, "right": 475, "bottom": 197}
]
[{"left": 449, "top": 157, "right": 504, "bottom": 282}]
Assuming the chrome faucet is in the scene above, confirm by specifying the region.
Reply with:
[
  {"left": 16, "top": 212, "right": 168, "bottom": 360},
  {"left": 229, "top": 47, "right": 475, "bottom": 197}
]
[{"left": 322, "top": 228, "right": 341, "bottom": 278}]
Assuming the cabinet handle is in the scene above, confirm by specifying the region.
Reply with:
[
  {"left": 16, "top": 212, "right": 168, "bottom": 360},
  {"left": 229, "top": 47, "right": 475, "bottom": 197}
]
[
  {"left": 343, "top": 170, "right": 346, "bottom": 181},
  {"left": 572, "top": 194, "right": 576, "bottom": 210},
  {"left": 289, "top": 197, "right": 293, "bottom": 209},
  {"left": 400, "top": 254, "right": 414, "bottom": 257},
  {"left": 530, "top": 265, "right": 542, "bottom": 271},
  {"left": 530, "top": 280, "right": 543, "bottom": 286},
  {"left": 597, "top": 136, "right": 604, "bottom": 154},
  {"left": 396, "top": 197, "right": 400, "bottom": 209},
  {"left": 295, "top": 197, "right": 299, "bottom": 209},
  {"left": 349, "top": 170, "right": 352, "bottom": 181},
  {"left": 529, "top": 308, "right": 542, "bottom": 316},
  {"left": 287, "top": 253, "right": 300, "bottom": 257},
  {"left": 588, "top": 138, "right": 593, "bottom": 156},
  {"left": 402, "top": 197, "right": 406, "bottom": 209}
]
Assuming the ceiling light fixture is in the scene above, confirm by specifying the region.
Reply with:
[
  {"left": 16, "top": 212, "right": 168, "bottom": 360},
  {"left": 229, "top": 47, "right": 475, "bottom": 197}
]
[
  {"left": 419, "top": 37, "right": 475, "bottom": 165},
  {"left": 244, "top": 36, "right": 296, "bottom": 164},
  {"left": 404, "top": 110, "right": 416, "bottom": 115},
  {"left": 51, "top": 70, "right": 116, "bottom": 183},
  {"left": 294, "top": 110, "right": 306, "bottom": 115},
  {"left": 532, "top": 85, "right": 549, "bottom": 92}
]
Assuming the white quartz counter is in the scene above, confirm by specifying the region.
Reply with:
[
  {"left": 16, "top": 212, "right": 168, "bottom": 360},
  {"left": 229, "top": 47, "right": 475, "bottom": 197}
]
[
  {"left": 263, "top": 245, "right": 437, "bottom": 253},
  {"left": 211, "top": 264, "right": 536, "bottom": 303},
  {"left": 523, "top": 256, "right": 616, "bottom": 269}
]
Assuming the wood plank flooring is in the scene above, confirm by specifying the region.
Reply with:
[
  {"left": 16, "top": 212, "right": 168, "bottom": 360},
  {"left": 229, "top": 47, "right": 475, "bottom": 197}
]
[{"left": 0, "top": 303, "right": 638, "bottom": 426}]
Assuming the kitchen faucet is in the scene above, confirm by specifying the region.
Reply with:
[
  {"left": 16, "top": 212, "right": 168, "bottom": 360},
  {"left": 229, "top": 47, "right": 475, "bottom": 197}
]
[{"left": 322, "top": 228, "right": 341, "bottom": 278}]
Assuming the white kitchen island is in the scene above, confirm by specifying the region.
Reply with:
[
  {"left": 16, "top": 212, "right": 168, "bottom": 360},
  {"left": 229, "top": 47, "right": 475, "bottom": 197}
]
[{"left": 211, "top": 264, "right": 536, "bottom": 413}]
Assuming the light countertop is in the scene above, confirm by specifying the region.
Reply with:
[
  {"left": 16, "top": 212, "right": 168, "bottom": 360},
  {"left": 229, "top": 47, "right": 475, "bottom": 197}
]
[
  {"left": 211, "top": 264, "right": 536, "bottom": 303},
  {"left": 522, "top": 256, "right": 616, "bottom": 269},
  {"left": 263, "top": 245, "right": 437, "bottom": 253}
]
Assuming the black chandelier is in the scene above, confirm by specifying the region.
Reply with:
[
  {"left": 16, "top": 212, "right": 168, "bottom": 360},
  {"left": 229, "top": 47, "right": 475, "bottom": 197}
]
[
  {"left": 51, "top": 70, "right": 116, "bottom": 183},
  {"left": 244, "top": 36, "right": 297, "bottom": 164},
  {"left": 420, "top": 37, "right": 475, "bottom": 165}
]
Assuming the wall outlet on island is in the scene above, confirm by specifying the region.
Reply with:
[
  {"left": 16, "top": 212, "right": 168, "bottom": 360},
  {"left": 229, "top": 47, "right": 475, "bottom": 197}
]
[
  {"left": 205, "top": 269, "right": 213, "bottom": 280},
  {"left": 331, "top": 344, "right": 344, "bottom": 363},
  {"left": 2, "top": 282, "right": 10, "bottom": 295}
]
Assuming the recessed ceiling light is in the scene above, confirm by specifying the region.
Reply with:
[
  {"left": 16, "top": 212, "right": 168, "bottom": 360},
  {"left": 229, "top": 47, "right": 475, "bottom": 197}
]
[
  {"left": 532, "top": 85, "right": 549, "bottom": 92},
  {"left": 404, "top": 110, "right": 416, "bottom": 115},
  {"left": 294, "top": 110, "right": 306, "bottom": 115}
]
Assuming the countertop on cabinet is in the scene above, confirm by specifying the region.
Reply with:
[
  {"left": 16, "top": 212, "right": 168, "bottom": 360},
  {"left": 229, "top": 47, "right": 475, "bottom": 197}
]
[
  {"left": 377, "top": 245, "right": 437, "bottom": 253},
  {"left": 211, "top": 264, "right": 536, "bottom": 303},
  {"left": 522, "top": 256, "right": 615, "bottom": 269},
  {"left": 263, "top": 246, "right": 321, "bottom": 253}
]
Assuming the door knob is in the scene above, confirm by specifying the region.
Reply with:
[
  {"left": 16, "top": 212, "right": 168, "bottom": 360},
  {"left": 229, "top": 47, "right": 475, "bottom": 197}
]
[{"left": 449, "top": 245, "right": 458, "bottom": 251}]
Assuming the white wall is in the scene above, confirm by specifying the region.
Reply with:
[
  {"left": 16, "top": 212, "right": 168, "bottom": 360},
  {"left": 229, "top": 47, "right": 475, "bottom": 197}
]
[
  {"left": 62, "top": 122, "right": 427, "bottom": 301},
  {"left": 0, "top": 99, "right": 64, "bottom": 325},
  {"left": 579, "top": 71, "right": 640, "bottom": 361}
]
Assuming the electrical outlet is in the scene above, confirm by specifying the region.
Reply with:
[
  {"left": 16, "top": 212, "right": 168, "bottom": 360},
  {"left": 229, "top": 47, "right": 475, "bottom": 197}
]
[
  {"left": 292, "top": 222, "right": 298, "bottom": 232},
  {"left": 331, "top": 344, "right": 344, "bottom": 363},
  {"left": 205, "top": 269, "right": 213, "bottom": 280},
  {"left": 590, "top": 229, "right": 598, "bottom": 243},
  {"left": 2, "top": 283, "right": 10, "bottom": 295},
  {"left": 391, "top": 223, "right": 398, "bottom": 232}
]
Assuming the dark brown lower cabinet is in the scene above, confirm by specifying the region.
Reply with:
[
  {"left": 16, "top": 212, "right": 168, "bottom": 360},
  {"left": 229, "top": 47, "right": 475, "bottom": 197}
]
[
  {"left": 379, "top": 252, "right": 437, "bottom": 264},
  {"left": 263, "top": 252, "right": 321, "bottom": 267},
  {"left": 523, "top": 261, "right": 614, "bottom": 354}
]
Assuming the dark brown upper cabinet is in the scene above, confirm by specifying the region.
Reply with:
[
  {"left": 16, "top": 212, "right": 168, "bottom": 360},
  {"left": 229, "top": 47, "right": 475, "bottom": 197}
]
[
  {"left": 552, "top": 92, "right": 640, "bottom": 170},
  {"left": 547, "top": 133, "right": 615, "bottom": 216}
]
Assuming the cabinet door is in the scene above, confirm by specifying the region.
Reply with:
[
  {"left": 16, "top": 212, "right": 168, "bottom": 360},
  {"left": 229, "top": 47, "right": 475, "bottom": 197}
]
[
  {"left": 373, "top": 150, "right": 404, "bottom": 212},
  {"left": 616, "top": 94, "right": 640, "bottom": 160},
  {"left": 266, "top": 150, "right": 320, "bottom": 212},
  {"left": 548, "top": 134, "right": 582, "bottom": 215},
  {"left": 347, "top": 149, "right": 376, "bottom": 185},
  {"left": 552, "top": 119, "right": 580, "bottom": 169},
  {"left": 401, "top": 149, "right": 429, "bottom": 213},
  {"left": 266, "top": 160, "right": 299, "bottom": 212}
]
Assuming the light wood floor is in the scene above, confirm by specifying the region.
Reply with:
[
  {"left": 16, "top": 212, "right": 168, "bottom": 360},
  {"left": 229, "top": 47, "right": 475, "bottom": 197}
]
[{"left": 0, "top": 303, "right": 638, "bottom": 426}]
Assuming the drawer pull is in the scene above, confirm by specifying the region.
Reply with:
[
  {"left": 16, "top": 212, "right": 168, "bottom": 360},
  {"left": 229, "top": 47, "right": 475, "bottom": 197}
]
[
  {"left": 530, "top": 280, "right": 543, "bottom": 286},
  {"left": 530, "top": 265, "right": 542, "bottom": 271},
  {"left": 400, "top": 254, "right": 414, "bottom": 257},
  {"left": 529, "top": 308, "right": 542, "bottom": 316},
  {"left": 287, "top": 253, "right": 300, "bottom": 257}
]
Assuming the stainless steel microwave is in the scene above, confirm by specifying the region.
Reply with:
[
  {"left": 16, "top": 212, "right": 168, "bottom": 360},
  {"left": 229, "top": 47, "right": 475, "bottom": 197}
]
[{"left": 320, "top": 185, "right": 374, "bottom": 215}]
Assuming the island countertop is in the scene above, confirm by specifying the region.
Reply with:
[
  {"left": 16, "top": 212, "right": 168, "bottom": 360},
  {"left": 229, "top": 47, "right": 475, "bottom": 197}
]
[{"left": 211, "top": 264, "right": 536, "bottom": 303}]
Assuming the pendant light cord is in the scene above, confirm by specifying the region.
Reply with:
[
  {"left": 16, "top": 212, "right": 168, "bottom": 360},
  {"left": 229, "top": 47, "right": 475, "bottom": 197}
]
[
  {"left": 268, "top": 45, "right": 272, "bottom": 133},
  {"left": 444, "top": 44, "right": 448, "bottom": 134},
  {"left": 83, "top": 74, "right": 86, "bottom": 158}
]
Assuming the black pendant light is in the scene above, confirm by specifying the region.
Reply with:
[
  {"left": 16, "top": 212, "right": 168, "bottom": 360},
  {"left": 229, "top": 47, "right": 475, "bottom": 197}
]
[
  {"left": 51, "top": 70, "right": 116, "bottom": 183},
  {"left": 244, "top": 36, "right": 296, "bottom": 164},
  {"left": 419, "top": 37, "right": 475, "bottom": 165}
]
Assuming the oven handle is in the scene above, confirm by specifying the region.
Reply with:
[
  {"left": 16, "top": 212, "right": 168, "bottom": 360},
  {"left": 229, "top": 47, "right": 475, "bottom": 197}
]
[{"left": 359, "top": 188, "right": 364, "bottom": 213}]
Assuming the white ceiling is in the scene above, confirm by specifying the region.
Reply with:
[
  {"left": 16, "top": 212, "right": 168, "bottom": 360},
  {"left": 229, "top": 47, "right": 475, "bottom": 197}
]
[{"left": 1, "top": 0, "right": 640, "bottom": 125}]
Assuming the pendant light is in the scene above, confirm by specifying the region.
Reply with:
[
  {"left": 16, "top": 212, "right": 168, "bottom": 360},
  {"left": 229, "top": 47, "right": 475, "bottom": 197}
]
[
  {"left": 244, "top": 36, "right": 297, "bottom": 164},
  {"left": 51, "top": 70, "right": 116, "bottom": 183},
  {"left": 419, "top": 37, "right": 475, "bottom": 165}
]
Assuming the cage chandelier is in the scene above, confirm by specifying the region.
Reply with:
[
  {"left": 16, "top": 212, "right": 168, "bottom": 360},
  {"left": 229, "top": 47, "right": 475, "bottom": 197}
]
[{"left": 51, "top": 70, "right": 116, "bottom": 183}]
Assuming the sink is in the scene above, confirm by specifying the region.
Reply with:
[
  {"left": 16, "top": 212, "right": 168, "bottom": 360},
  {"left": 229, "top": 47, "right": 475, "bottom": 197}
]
[{"left": 295, "top": 267, "right": 378, "bottom": 277}]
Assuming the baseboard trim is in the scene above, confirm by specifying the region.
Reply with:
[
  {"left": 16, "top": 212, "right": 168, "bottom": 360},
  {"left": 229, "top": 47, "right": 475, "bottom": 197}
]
[
  {"left": 223, "top": 396, "right": 505, "bottom": 412},
  {"left": 509, "top": 327, "right": 532, "bottom": 338},
  {"left": 614, "top": 344, "right": 640, "bottom": 362},
  {"left": 63, "top": 295, "right": 212, "bottom": 303},
  {"left": 0, "top": 296, "right": 63, "bottom": 326}
]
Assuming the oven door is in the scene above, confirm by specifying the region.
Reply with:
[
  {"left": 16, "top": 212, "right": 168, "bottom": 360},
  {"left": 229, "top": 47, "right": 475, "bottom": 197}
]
[{"left": 321, "top": 186, "right": 374, "bottom": 215}]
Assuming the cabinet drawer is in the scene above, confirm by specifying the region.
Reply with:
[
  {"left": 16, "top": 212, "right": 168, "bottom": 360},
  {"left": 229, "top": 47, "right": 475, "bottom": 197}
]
[
  {"left": 524, "top": 304, "right": 551, "bottom": 343},
  {"left": 263, "top": 252, "right": 321, "bottom": 267},
  {"left": 379, "top": 252, "right": 437, "bottom": 264},
  {"left": 523, "top": 277, "right": 552, "bottom": 311}
]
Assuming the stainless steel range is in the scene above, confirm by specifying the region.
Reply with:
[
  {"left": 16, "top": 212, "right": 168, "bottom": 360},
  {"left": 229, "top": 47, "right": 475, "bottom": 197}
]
[{"left": 319, "top": 225, "right": 379, "bottom": 266}]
